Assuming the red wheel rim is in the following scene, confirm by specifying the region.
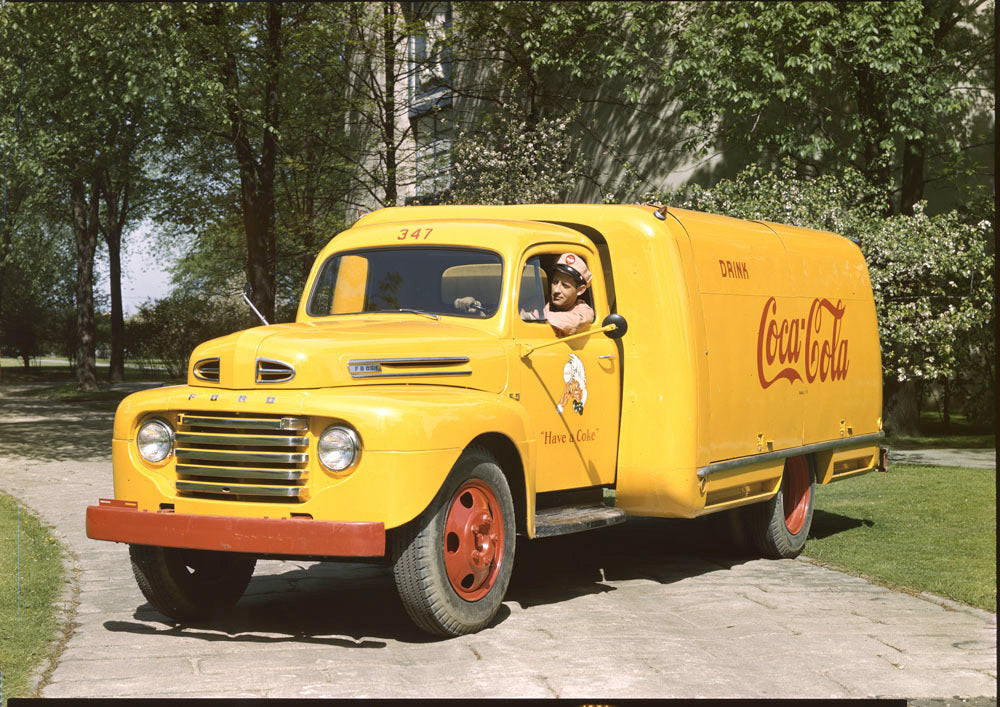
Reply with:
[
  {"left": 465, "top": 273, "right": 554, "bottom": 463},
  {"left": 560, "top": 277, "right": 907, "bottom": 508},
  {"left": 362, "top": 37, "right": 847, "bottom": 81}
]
[
  {"left": 782, "top": 456, "right": 811, "bottom": 535},
  {"left": 443, "top": 479, "right": 505, "bottom": 601}
]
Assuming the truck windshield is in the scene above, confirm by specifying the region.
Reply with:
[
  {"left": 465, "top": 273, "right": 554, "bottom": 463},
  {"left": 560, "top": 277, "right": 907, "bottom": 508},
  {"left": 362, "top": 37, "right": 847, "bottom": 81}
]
[{"left": 306, "top": 247, "right": 504, "bottom": 318}]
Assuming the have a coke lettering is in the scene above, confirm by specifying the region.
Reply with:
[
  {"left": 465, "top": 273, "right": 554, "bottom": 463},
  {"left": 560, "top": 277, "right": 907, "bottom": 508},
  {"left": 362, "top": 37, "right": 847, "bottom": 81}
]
[{"left": 756, "top": 296, "right": 849, "bottom": 388}]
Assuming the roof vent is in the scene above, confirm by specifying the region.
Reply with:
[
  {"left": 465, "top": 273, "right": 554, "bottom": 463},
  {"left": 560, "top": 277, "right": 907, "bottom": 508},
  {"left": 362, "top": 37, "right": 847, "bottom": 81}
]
[{"left": 256, "top": 358, "right": 295, "bottom": 384}]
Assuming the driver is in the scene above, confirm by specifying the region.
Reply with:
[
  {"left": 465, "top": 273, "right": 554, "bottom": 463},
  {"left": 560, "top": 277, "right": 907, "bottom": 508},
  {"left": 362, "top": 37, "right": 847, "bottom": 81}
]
[
  {"left": 517, "top": 253, "right": 595, "bottom": 336},
  {"left": 543, "top": 253, "right": 594, "bottom": 336}
]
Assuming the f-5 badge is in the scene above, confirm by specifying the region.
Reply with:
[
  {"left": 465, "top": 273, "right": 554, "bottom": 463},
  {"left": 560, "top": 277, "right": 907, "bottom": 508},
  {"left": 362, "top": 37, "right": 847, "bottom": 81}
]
[{"left": 349, "top": 362, "right": 382, "bottom": 375}]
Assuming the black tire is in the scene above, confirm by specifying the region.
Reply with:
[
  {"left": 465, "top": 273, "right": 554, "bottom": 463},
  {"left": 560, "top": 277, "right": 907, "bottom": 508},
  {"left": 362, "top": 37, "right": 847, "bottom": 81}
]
[
  {"left": 390, "top": 445, "right": 516, "bottom": 637},
  {"left": 129, "top": 545, "right": 256, "bottom": 621},
  {"left": 747, "top": 455, "right": 816, "bottom": 559}
]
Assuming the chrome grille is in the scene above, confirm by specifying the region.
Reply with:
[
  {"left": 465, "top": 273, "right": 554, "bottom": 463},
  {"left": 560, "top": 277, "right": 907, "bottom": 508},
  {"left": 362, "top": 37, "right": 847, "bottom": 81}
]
[
  {"left": 174, "top": 412, "right": 309, "bottom": 502},
  {"left": 256, "top": 358, "right": 295, "bottom": 383},
  {"left": 192, "top": 357, "right": 220, "bottom": 382}
]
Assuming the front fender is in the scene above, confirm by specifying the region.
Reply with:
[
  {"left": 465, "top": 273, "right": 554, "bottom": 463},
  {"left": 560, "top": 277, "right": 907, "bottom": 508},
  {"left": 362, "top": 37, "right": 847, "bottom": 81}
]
[{"left": 112, "top": 385, "right": 533, "bottom": 531}]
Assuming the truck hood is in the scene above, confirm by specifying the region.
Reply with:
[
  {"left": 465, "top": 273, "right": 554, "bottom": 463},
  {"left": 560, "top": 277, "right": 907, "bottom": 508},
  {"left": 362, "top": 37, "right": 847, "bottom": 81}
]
[{"left": 187, "top": 318, "right": 508, "bottom": 393}]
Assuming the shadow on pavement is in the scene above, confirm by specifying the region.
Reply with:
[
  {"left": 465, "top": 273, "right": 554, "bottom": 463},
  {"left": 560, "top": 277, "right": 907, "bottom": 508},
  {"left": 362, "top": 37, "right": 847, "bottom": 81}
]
[
  {"left": 508, "top": 514, "right": 754, "bottom": 608},
  {"left": 102, "top": 514, "right": 759, "bottom": 644},
  {"left": 0, "top": 395, "right": 116, "bottom": 462},
  {"left": 104, "top": 560, "right": 439, "bottom": 646}
]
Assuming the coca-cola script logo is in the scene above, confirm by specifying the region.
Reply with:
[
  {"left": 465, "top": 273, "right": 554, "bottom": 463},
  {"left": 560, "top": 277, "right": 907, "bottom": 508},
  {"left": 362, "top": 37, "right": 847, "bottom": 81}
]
[{"left": 756, "top": 296, "right": 849, "bottom": 388}]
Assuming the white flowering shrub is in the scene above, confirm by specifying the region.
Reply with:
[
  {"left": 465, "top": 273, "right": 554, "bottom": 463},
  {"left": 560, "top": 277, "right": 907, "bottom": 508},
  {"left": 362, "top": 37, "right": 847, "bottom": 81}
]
[
  {"left": 651, "top": 161, "right": 995, "bottom": 422},
  {"left": 446, "top": 107, "right": 581, "bottom": 205}
]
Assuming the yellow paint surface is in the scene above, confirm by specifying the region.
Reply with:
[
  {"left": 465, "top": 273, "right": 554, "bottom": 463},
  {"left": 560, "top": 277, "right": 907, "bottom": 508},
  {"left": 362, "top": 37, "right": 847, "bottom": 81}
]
[{"left": 109, "top": 205, "right": 882, "bottom": 540}]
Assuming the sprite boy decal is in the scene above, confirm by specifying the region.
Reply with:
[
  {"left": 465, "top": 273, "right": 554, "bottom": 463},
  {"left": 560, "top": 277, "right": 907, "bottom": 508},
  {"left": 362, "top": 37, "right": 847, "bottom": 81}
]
[{"left": 556, "top": 353, "right": 588, "bottom": 415}]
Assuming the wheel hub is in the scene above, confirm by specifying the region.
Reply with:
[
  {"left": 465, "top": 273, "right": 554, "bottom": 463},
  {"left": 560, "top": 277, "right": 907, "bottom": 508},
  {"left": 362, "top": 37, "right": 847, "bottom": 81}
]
[{"left": 443, "top": 480, "right": 505, "bottom": 601}]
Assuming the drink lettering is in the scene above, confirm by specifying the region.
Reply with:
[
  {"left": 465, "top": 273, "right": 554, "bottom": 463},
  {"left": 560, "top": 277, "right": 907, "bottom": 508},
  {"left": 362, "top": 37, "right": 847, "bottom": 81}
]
[{"left": 756, "top": 296, "right": 848, "bottom": 388}]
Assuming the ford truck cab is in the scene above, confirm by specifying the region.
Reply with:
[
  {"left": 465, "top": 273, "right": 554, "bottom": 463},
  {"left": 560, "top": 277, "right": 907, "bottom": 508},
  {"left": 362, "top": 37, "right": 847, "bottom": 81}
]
[{"left": 87, "top": 204, "right": 885, "bottom": 636}]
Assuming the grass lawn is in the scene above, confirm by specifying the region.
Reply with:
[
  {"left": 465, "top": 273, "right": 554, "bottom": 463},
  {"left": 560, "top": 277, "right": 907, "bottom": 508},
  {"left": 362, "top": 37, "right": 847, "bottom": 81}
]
[
  {"left": 0, "top": 493, "right": 66, "bottom": 704},
  {"left": 805, "top": 463, "right": 996, "bottom": 612},
  {"left": 887, "top": 410, "right": 995, "bottom": 450}
]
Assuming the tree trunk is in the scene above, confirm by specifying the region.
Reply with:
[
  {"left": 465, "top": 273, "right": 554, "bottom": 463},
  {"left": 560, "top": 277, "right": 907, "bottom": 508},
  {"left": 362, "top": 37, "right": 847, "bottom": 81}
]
[
  {"left": 941, "top": 376, "right": 951, "bottom": 430},
  {"left": 69, "top": 176, "right": 100, "bottom": 392},
  {"left": 900, "top": 136, "right": 925, "bottom": 216},
  {"left": 883, "top": 378, "right": 922, "bottom": 437},
  {"left": 853, "top": 63, "right": 894, "bottom": 214},
  {"left": 382, "top": 1, "right": 397, "bottom": 206},
  {"left": 103, "top": 181, "right": 129, "bottom": 383},
  {"left": 219, "top": 2, "right": 281, "bottom": 323}
]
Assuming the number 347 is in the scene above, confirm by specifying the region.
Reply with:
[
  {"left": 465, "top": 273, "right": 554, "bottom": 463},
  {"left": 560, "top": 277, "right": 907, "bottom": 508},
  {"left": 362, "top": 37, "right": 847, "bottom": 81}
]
[{"left": 397, "top": 227, "right": 433, "bottom": 240}]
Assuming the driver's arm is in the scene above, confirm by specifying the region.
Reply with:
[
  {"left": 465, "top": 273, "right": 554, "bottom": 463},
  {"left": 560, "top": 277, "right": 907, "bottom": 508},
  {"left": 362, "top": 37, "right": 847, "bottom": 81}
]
[{"left": 453, "top": 296, "right": 480, "bottom": 312}]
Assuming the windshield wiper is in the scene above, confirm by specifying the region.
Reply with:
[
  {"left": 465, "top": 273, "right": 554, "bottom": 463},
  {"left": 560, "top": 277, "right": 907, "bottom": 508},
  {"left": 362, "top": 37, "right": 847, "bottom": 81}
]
[{"left": 375, "top": 308, "right": 440, "bottom": 321}]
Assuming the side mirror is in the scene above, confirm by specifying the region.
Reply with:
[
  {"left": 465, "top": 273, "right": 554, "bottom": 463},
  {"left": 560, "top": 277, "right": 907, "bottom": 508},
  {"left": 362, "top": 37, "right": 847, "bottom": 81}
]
[{"left": 602, "top": 313, "right": 628, "bottom": 339}]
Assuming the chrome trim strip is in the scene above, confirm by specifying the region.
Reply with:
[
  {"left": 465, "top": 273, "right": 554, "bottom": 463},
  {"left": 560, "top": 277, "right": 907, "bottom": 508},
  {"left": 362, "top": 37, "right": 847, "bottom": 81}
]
[
  {"left": 349, "top": 370, "right": 473, "bottom": 379},
  {"left": 176, "top": 481, "right": 303, "bottom": 497},
  {"left": 696, "top": 432, "right": 884, "bottom": 479},
  {"left": 176, "top": 464, "right": 305, "bottom": 480},
  {"left": 176, "top": 449, "right": 309, "bottom": 464},
  {"left": 176, "top": 432, "right": 308, "bottom": 447},
  {"left": 349, "top": 356, "right": 469, "bottom": 366},
  {"left": 348, "top": 356, "right": 471, "bottom": 378},
  {"left": 192, "top": 357, "right": 221, "bottom": 382},
  {"left": 256, "top": 357, "right": 296, "bottom": 384},
  {"left": 178, "top": 415, "right": 285, "bottom": 430}
]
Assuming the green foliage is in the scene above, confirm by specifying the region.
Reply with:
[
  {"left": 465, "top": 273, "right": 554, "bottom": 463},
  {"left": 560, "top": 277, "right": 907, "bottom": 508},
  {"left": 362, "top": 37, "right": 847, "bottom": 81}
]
[
  {"left": 156, "top": 3, "right": 362, "bottom": 316},
  {"left": 446, "top": 108, "right": 582, "bottom": 204},
  {"left": 0, "top": 192, "right": 76, "bottom": 366},
  {"left": 807, "top": 464, "right": 996, "bottom": 612},
  {"left": 125, "top": 290, "right": 256, "bottom": 377},
  {"left": 1, "top": 3, "right": 180, "bottom": 388},
  {"left": 653, "top": 161, "right": 994, "bottom": 419},
  {"left": 526, "top": 0, "right": 993, "bottom": 211},
  {"left": 0, "top": 493, "right": 66, "bottom": 703}
]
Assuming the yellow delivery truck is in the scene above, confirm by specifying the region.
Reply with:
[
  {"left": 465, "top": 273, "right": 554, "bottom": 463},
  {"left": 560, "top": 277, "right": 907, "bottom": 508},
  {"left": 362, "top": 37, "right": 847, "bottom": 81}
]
[{"left": 87, "top": 204, "right": 885, "bottom": 636}]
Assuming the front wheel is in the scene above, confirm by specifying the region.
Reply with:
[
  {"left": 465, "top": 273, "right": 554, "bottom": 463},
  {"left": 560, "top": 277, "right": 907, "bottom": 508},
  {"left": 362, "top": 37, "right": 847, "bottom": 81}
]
[
  {"left": 390, "top": 446, "right": 515, "bottom": 636},
  {"left": 129, "top": 545, "right": 256, "bottom": 621},
  {"left": 747, "top": 455, "right": 815, "bottom": 559}
]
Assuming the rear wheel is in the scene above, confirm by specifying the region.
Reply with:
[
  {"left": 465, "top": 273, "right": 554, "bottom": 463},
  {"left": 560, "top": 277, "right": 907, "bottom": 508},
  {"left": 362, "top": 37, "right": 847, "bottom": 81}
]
[
  {"left": 391, "top": 446, "right": 515, "bottom": 636},
  {"left": 747, "top": 455, "right": 815, "bottom": 559},
  {"left": 129, "top": 545, "right": 256, "bottom": 621}
]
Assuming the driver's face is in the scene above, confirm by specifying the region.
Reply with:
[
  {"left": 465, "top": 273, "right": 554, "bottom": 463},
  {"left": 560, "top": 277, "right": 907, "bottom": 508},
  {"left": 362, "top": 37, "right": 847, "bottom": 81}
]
[{"left": 550, "top": 272, "right": 585, "bottom": 309}]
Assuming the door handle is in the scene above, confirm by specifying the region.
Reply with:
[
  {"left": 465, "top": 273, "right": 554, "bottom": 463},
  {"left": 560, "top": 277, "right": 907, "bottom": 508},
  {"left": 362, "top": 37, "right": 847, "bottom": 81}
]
[{"left": 598, "top": 354, "right": 615, "bottom": 360}]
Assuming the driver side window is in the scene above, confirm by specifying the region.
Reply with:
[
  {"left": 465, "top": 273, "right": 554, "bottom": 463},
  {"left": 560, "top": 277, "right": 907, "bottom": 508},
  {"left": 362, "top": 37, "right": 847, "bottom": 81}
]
[{"left": 518, "top": 256, "right": 549, "bottom": 322}]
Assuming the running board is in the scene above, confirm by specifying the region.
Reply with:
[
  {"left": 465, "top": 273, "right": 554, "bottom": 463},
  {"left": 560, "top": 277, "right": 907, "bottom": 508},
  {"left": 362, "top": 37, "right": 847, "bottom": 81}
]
[{"left": 533, "top": 505, "right": 626, "bottom": 538}]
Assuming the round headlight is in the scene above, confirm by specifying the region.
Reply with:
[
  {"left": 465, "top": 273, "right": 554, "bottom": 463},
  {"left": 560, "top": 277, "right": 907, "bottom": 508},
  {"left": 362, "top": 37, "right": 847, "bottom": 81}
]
[
  {"left": 318, "top": 426, "right": 360, "bottom": 472},
  {"left": 137, "top": 419, "right": 174, "bottom": 463}
]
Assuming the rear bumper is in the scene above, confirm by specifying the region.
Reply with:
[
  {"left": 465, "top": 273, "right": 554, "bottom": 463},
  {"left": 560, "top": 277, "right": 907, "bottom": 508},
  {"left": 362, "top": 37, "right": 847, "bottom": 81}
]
[{"left": 86, "top": 499, "right": 385, "bottom": 557}]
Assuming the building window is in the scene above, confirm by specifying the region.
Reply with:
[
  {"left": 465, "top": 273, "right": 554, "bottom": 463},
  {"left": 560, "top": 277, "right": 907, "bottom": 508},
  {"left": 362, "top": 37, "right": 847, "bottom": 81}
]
[{"left": 406, "top": 1, "right": 453, "bottom": 203}]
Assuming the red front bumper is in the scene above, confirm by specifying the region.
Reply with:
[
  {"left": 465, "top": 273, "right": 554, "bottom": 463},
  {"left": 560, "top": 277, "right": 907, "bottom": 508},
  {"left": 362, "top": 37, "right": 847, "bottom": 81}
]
[{"left": 86, "top": 499, "right": 385, "bottom": 557}]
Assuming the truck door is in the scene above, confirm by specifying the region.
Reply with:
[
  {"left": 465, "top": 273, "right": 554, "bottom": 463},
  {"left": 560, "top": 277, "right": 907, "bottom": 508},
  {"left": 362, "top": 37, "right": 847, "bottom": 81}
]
[{"left": 513, "top": 247, "right": 620, "bottom": 492}]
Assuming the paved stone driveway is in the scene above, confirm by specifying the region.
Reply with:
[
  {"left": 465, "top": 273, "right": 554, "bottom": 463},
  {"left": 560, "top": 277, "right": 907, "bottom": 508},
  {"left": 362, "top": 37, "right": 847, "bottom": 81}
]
[{"left": 0, "top": 384, "right": 995, "bottom": 699}]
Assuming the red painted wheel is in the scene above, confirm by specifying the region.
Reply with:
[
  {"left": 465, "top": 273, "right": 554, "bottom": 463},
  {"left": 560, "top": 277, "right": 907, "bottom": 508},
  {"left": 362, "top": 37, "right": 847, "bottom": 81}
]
[
  {"left": 782, "top": 455, "right": 812, "bottom": 535},
  {"left": 443, "top": 480, "right": 505, "bottom": 601},
  {"left": 390, "top": 446, "right": 516, "bottom": 636}
]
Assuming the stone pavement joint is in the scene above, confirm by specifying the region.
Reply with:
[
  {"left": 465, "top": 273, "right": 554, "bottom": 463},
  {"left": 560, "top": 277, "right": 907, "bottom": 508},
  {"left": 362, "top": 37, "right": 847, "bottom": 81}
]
[{"left": 0, "top": 382, "right": 995, "bottom": 699}]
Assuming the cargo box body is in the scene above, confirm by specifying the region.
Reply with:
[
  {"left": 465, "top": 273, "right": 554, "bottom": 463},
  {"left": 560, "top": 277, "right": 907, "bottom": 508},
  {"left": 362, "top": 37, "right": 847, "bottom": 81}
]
[{"left": 353, "top": 204, "right": 883, "bottom": 519}]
